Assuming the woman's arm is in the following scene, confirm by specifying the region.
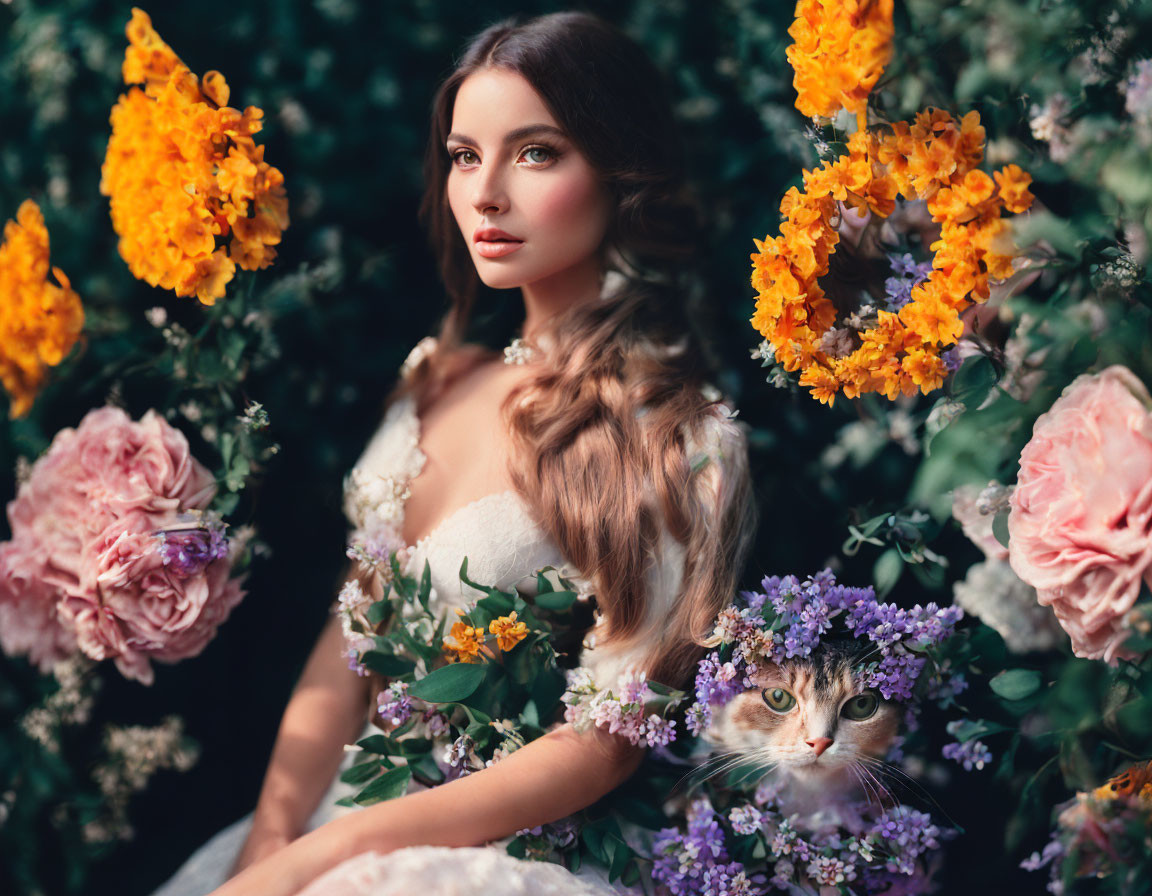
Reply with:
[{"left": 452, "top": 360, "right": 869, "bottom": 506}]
[
  {"left": 231, "top": 607, "right": 372, "bottom": 874},
  {"left": 213, "top": 723, "right": 644, "bottom": 896}
]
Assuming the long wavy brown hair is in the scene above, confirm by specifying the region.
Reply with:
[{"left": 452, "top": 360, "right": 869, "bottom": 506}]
[{"left": 398, "top": 12, "right": 755, "bottom": 689}]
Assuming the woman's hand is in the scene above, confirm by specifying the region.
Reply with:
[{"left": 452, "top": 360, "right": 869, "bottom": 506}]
[
  {"left": 207, "top": 723, "right": 644, "bottom": 896},
  {"left": 229, "top": 823, "right": 295, "bottom": 878}
]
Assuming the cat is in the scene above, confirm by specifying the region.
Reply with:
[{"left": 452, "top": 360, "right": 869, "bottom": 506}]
[{"left": 702, "top": 640, "right": 902, "bottom": 818}]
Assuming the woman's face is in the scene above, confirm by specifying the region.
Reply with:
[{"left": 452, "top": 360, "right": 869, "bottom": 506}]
[{"left": 446, "top": 68, "right": 613, "bottom": 294}]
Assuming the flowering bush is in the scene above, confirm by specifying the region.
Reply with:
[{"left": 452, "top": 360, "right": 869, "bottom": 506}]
[
  {"left": 100, "top": 9, "right": 288, "bottom": 304},
  {"left": 0, "top": 406, "right": 245, "bottom": 684},
  {"left": 1008, "top": 365, "right": 1152, "bottom": 662},
  {"left": 0, "top": 200, "right": 83, "bottom": 417},
  {"left": 750, "top": 3, "right": 1035, "bottom": 404}
]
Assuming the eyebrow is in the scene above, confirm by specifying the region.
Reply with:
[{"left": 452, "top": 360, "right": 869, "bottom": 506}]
[{"left": 445, "top": 124, "right": 568, "bottom": 146}]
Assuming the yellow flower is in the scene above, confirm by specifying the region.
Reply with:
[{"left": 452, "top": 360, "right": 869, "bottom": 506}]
[
  {"left": 489, "top": 612, "right": 529, "bottom": 652},
  {"left": 443, "top": 620, "right": 484, "bottom": 663},
  {"left": 0, "top": 201, "right": 83, "bottom": 417},
  {"left": 101, "top": 8, "right": 288, "bottom": 305}
]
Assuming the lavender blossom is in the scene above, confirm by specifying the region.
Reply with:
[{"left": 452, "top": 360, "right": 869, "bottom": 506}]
[
  {"left": 869, "top": 807, "right": 941, "bottom": 875},
  {"left": 154, "top": 517, "right": 228, "bottom": 577},
  {"left": 884, "top": 253, "right": 933, "bottom": 311},
  {"left": 652, "top": 801, "right": 750, "bottom": 896},
  {"left": 728, "top": 804, "right": 764, "bottom": 836},
  {"left": 375, "top": 682, "right": 413, "bottom": 729},
  {"left": 942, "top": 737, "right": 993, "bottom": 771}
]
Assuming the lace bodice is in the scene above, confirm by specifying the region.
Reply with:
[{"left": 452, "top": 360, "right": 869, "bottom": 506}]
[
  {"left": 341, "top": 338, "right": 744, "bottom": 686},
  {"left": 343, "top": 392, "right": 574, "bottom": 615}
]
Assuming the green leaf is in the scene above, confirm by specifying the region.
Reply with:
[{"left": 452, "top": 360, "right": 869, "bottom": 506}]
[
  {"left": 356, "top": 734, "right": 396, "bottom": 754},
  {"left": 990, "top": 669, "right": 1042, "bottom": 701},
  {"left": 533, "top": 590, "right": 578, "bottom": 611},
  {"left": 408, "top": 662, "right": 488, "bottom": 703},
  {"left": 506, "top": 838, "right": 527, "bottom": 859},
  {"left": 417, "top": 562, "right": 432, "bottom": 610},
  {"left": 581, "top": 826, "right": 606, "bottom": 863},
  {"left": 353, "top": 766, "right": 412, "bottom": 805},
  {"left": 951, "top": 355, "right": 997, "bottom": 410},
  {"left": 607, "top": 835, "right": 631, "bottom": 881},
  {"left": 873, "top": 549, "right": 903, "bottom": 598},
  {"left": 366, "top": 600, "right": 391, "bottom": 626},
  {"left": 409, "top": 752, "right": 445, "bottom": 785},
  {"left": 992, "top": 511, "right": 1010, "bottom": 550},
  {"left": 340, "top": 760, "right": 383, "bottom": 786},
  {"left": 399, "top": 737, "right": 432, "bottom": 757},
  {"left": 361, "top": 651, "right": 416, "bottom": 678},
  {"left": 949, "top": 718, "right": 1011, "bottom": 743}
]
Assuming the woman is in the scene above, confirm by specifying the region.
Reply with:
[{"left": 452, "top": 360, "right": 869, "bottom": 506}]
[{"left": 155, "top": 12, "right": 754, "bottom": 896}]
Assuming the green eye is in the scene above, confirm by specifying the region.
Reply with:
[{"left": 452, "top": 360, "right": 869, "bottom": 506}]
[
  {"left": 841, "top": 692, "right": 879, "bottom": 721},
  {"left": 761, "top": 687, "right": 797, "bottom": 713},
  {"left": 522, "top": 147, "right": 553, "bottom": 164}
]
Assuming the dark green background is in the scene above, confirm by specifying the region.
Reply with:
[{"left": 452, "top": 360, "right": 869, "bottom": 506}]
[{"left": 2, "top": 1, "right": 1131, "bottom": 893}]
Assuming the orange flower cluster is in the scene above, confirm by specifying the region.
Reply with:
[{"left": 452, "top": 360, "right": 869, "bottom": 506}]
[
  {"left": 787, "top": 0, "right": 894, "bottom": 128},
  {"left": 750, "top": 108, "right": 1034, "bottom": 404},
  {"left": 100, "top": 9, "right": 288, "bottom": 305},
  {"left": 443, "top": 610, "right": 529, "bottom": 662},
  {"left": 443, "top": 619, "right": 484, "bottom": 663},
  {"left": 489, "top": 611, "right": 528, "bottom": 651},
  {"left": 0, "top": 201, "right": 83, "bottom": 417}
]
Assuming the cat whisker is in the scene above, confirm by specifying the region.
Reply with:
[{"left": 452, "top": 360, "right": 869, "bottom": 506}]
[
  {"left": 675, "top": 749, "right": 744, "bottom": 792},
  {"left": 857, "top": 756, "right": 958, "bottom": 826},
  {"left": 846, "top": 762, "right": 878, "bottom": 807},
  {"left": 854, "top": 759, "right": 898, "bottom": 810}
]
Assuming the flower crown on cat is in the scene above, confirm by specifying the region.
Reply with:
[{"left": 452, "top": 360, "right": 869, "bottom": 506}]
[{"left": 686, "top": 569, "right": 964, "bottom": 736}]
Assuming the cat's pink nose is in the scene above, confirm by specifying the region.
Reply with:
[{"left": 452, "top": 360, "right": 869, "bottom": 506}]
[{"left": 806, "top": 737, "right": 833, "bottom": 757}]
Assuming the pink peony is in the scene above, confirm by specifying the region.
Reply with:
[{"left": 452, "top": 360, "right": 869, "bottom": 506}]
[
  {"left": 1008, "top": 366, "right": 1152, "bottom": 662},
  {"left": 0, "top": 406, "right": 244, "bottom": 683}
]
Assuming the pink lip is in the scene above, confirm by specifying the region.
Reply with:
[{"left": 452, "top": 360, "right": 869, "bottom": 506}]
[{"left": 473, "top": 226, "right": 524, "bottom": 259}]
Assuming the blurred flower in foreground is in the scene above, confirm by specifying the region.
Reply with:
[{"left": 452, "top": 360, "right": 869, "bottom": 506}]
[
  {"left": 0, "top": 200, "right": 83, "bottom": 417},
  {"left": 100, "top": 8, "right": 288, "bottom": 305},
  {"left": 1023, "top": 761, "right": 1152, "bottom": 891},
  {"left": 0, "top": 406, "right": 246, "bottom": 684},
  {"left": 1009, "top": 366, "right": 1152, "bottom": 663},
  {"left": 786, "top": 0, "right": 894, "bottom": 128}
]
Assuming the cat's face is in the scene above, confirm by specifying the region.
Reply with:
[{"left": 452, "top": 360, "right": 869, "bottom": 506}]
[{"left": 707, "top": 644, "right": 900, "bottom": 783}]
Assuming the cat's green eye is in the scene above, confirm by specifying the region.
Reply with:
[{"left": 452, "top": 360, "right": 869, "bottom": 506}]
[
  {"left": 761, "top": 687, "right": 797, "bottom": 713},
  {"left": 841, "top": 692, "right": 879, "bottom": 721}
]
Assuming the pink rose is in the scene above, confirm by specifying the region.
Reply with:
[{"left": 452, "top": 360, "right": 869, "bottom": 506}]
[
  {"left": 1008, "top": 366, "right": 1152, "bottom": 662},
  {"left": 0, "top": 406, "right": 245, "bottom": 683}
]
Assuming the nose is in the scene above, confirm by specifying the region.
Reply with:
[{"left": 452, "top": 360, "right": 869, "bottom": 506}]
[
  {"left": 806, "top": 737, "right": 833, "bottom": 757},
  {"left": 471, "top": 164, "right": 508, "bottom": 215}
]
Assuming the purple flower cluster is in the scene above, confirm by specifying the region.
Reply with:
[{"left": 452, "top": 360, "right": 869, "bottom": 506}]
[
  {"left": 154, "top": 517, "right": 228, "bottom": 577},
  {"left": 685, "top": 570, "right": 964, "bottom": 730},
  {"left": 376, "top": 682, "right": 413, "bottom": 729},
  {"left": 652, "top": 801, "right": 752, "bottom": 896},
  {"left": 870, "top": 807, "right": 942, "bottom": 875},
  {"left": 845, "top": 598, "right": 963, "bottom": 701},
  {"left": 884, "top": 253, "right": 933, "bottom": 311},
  {"left": 735, "top": 796, "right": 945, "bottom": 895},
  {"left": 562, "top": 668, "right": 681, "bottom": 747},
  {"left": 942, "top": 737, "right": 993, "bottom": 771}
]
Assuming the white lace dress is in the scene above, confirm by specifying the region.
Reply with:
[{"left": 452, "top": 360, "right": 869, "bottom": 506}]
[{"left": 152, "top": 340, "right": 744, "bottom": 896}]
